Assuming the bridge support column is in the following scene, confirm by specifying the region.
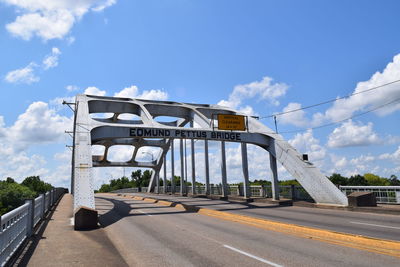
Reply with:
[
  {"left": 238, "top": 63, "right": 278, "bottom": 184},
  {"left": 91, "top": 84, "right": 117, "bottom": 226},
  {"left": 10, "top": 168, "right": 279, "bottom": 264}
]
[
  {"left": 171, "top": 140, "right": 175, "bottom": 194},
  {"left": 204, "top": 140, "right": 210, "bottom": 195},
  {"left": 180, "top": 139, "right": 185, "bottom": 196},
  {"left": 191, "top": 139, "right": 196, "bottom": 195},
  {"left": 241, "top": 143, "right": 251, "bottom": 198},
  {"left": 220, "top": 141, "right": 228, "bottom": 197},
  {"left": 156, "top": 172, "right": 160, "bottom": 194},
  {"left": 163, "top": 155, "right": 167, "bottom": 194},
  {"left": 269, "top": 153, "right": 280, "bottom": 200}
]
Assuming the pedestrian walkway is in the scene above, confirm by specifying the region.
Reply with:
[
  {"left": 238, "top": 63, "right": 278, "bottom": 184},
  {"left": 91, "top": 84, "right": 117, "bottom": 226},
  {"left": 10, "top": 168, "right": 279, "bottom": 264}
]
[{"left": 17, "top": 194, "right": 127, "bottom": 267}]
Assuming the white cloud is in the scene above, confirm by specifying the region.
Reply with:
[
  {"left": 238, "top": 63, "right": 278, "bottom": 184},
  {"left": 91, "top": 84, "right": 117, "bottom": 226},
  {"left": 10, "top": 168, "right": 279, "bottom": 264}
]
[
  {"left": 4, "top": 62, "right": 39, "bottom": 84},
  {"left": 66, "top": 85, "right": 79, "bottom": 92},
  {"left": 84, "top": 86, "right": 106, "bottom": 96},
  {"left": 327, "top": 120, "right": 380, "bottom": 148},
  {"left": 7, "top": 102, "right": 71, "bottom": 149},
  {"left": 322, "top": 54, "right": 400, "bottom": 122},
  {"left": 2, "top": 0, "right": 117, "bottom": 41},
  {"left": 114, "top": 85, "right": 138, "bottom": 98},
  {"left": 379, "top": 146, "right": 400, "bottom": 163},
  {"left": 42, "top": 47, "right": 61, "bottom": 69},
  {"left": 289, "top": 130, "right": 326, "bottom": 164},
  {"left": 4, "top": 47, "right": 61, "bottom": 84},
  {"left": 114, "top": 85, "right": 168, "bottom": 100},
  {"left": 218, "top": 76, "right": 288, "bottom": 114},
  {"left": 278, "top": 102, "right": 309, "bottom": 127},
  {"left": 138, "top": 89, "right": 168, "bottom": 101}
]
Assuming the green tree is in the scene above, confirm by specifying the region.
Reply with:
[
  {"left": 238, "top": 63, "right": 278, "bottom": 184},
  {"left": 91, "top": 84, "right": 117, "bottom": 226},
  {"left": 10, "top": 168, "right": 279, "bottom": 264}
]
[
  {"left": 98, "top": 184, "right": 111, "bottom": 193},
  {"left": 389, "top": 175, "right": 400, "bottom": 186},
  {"left": 21, "top": 176, "right": 52, "bottom": 195},
  {"left": 329, "top": 173, "right": 348, "bottom": 186},
  {"left": 347, "top": 174, "right": 368, "bottom": 186},
  {"left": 364, "top": 173, "right": 390, "bottom": 186},
  {"left": 0, "top": 181, "right": 36, "bottom": 215},
  {"left": 279, "top": 179, "right": 300, "bottom": 186}
]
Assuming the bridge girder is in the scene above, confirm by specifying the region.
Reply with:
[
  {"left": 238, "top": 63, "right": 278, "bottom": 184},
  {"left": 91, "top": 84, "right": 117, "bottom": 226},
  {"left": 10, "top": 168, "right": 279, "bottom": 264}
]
[{"left": 72, "top": 94, "right": 348, "bottom": 217}]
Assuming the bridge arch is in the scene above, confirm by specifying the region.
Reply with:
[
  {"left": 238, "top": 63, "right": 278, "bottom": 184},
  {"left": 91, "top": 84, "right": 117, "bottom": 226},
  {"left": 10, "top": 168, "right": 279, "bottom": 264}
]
[{"left": 72, "top": 94, "right": 348, "bottom": 223}]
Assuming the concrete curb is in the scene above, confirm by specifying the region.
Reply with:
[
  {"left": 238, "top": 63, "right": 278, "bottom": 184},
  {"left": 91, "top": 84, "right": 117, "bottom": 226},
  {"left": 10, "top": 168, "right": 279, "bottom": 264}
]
[{"left": 114, "top": 193, "right": 400, "bottom": 258}]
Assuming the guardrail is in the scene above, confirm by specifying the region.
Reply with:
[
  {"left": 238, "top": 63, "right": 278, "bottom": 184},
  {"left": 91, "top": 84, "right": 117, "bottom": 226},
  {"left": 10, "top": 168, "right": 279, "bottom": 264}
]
[
  {"left": 0, "top": 188, "right": 66, "bottom": 267},
  {"left": 111, "top": 185, "right": 313, "bottom": 201},
  {"left": 340, "top": 186, "right": 400, "bottom": 204}
]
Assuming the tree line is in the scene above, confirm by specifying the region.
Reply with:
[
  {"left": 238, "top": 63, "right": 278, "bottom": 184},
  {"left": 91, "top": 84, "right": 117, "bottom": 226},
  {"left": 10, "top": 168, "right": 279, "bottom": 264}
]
[
  {"left": 0, "top": 176, "right": 53, "bottom": 215},
  {"left": 96, "top": 170, "right": 400, "bottom": 193}
]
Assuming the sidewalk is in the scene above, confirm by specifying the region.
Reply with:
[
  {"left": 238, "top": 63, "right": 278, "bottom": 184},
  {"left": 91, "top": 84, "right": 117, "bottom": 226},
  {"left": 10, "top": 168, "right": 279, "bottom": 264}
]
[{"left": 16, "top": 194, "right": 127, "bottom": 267}]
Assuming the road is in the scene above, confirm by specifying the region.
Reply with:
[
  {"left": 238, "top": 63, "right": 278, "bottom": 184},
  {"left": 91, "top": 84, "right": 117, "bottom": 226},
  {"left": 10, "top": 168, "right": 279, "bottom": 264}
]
[
  {"left": 127, "top": 193, "right": 400, "bottom": 241},
  {"left": 96, "top": 194, "right": 399, "bottom": 266}
]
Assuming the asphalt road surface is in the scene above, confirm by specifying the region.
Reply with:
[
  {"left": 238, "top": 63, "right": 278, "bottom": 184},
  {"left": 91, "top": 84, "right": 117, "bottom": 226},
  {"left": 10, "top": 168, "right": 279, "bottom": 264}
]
[
  {"left": 96, "top": 194, "right": 399, "bottom": 267},
  {"left": 128, "top": 193, "right": 400, "bottom": 241}
]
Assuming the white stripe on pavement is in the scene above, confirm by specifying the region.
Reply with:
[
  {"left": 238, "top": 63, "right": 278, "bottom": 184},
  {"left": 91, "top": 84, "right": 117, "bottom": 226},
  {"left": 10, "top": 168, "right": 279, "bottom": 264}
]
[
  {"left": 350, "top": 221, "right": 400, "bottom": 230},
  {"left": 223, "top": 245, "right": 284, "bottom": 267},
  {"left": 138, "top": 210, "right": 153, "bottom": 216}
]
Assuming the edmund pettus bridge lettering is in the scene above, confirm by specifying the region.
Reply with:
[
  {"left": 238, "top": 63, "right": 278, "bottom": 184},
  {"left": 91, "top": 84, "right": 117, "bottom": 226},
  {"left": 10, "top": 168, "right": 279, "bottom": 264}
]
[{"left": 130, "top": 128, "right": 242, "bottom": 141}]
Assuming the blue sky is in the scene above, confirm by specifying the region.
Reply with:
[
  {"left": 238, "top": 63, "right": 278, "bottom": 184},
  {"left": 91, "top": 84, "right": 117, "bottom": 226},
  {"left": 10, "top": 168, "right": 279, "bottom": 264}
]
[{"left": 0, "top": 0, "right": 399, "bottom": 188}]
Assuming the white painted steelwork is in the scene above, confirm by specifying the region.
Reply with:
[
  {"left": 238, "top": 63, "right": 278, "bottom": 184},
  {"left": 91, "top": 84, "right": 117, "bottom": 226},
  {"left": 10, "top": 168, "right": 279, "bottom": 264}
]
[{"left": 72, "top": 94, "right": 348, "bottom": 210}]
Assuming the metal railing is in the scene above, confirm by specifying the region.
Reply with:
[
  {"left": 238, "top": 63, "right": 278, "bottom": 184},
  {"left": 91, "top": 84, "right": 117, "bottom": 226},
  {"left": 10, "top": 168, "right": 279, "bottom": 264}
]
[
  {"left": 0, "top": 188, "right": 66, "bottom": 267},
  {"left": 340, "top": 186, "right": 400, "bottom": 204},
  {"left": 111, "top": 184, "right": 313, "bottom": 201}
]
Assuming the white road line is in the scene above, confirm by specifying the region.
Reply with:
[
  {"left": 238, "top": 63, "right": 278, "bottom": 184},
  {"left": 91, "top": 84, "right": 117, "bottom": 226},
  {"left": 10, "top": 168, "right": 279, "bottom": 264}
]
[
  {"left": 70, "top": 217, "right": 74, "bottom": 226},
  {"left": 350, "top": 221, "right": 400, "bottom": 230},
  {"left": 138, "top": 210, "right": 153, "bottom": 216},
  {"left": 223, "top": 245, "right": 284, "bottom": 267}
]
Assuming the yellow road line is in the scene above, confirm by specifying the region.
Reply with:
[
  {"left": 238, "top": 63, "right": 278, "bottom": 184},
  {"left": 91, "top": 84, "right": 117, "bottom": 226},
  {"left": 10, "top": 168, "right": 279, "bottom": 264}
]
[{"left": 107, "top": 193, "right": 400, "bottom": 258}]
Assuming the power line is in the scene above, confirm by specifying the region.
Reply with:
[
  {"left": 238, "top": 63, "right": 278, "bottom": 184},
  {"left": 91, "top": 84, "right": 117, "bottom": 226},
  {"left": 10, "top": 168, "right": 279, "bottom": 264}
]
[
  {"left": 278, "top": 96, "right": 400, "bottom": 134},
  {"left": 259, "top": 79, "right": 400, "bottom": 119}
]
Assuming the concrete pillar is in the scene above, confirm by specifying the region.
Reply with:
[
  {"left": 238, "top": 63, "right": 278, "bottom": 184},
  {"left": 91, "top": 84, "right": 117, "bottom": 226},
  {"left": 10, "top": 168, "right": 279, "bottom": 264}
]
[
  {"left": 180, "top": 139, "right": 185, "bottom": 195},
  {"left": 171, "top": 140, "right": 175, "bottom": 194},
  {"left": 191, "top": 139, "right": 196, "bottom": 195},
  {"left": 163, "top": 155, "right": 167, "bottom": 194},
  {"left": 204, "top": 140, "right": 210, "bottom": 195},
  {"left": 241, "top": 143, "right": 251, "bottom": 198},
  {"left": 269, "top": 153, "right": 280, "bottom": 200},
  {"left": 220, "top": 141, "right": 228, "bottom": 197}
]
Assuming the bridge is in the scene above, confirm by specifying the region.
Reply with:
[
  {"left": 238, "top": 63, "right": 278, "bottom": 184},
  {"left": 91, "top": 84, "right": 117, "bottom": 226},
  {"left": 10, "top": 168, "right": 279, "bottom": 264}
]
[
  {"left": 72, "top": 94, "right": 347, "bottom": 229},
  {"left": 1, "top": 95, "right": 400, "bottom": 266}
]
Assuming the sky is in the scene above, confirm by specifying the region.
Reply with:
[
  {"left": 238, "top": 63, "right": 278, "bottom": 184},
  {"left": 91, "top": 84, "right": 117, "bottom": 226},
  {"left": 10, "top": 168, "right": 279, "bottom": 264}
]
[{"left": 0, "top": 0, "right": 399, "bottom": 189}]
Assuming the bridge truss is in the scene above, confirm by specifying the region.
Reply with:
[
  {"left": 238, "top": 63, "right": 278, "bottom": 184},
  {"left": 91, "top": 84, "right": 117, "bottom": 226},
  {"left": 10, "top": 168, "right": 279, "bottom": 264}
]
[{"left": 71, "top": 94, "right": 348, "bottom": 227}]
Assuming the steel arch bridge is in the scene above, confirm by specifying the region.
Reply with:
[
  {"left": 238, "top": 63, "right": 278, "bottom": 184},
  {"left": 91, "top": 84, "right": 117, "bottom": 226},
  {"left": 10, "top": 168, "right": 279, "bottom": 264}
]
[{"left": 71, "top": 94, "right": 348, "bottom": 228}]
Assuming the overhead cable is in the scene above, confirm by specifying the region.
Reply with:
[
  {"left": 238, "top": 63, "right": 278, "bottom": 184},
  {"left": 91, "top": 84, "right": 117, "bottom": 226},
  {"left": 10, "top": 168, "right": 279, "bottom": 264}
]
[
  {"left": 278, "top": 96, "right": 400, "bottom": 134},
  {"left": 259, "top": 79, "right": 400, "bottom": 119}
]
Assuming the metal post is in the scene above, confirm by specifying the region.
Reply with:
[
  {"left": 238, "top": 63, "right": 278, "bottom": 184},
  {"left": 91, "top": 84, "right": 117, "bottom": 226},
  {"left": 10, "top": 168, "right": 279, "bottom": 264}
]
[
  {"left": 184, "top": 139, "right": 188, "bottom": 193},
  {"left": 204, "top": 140, "right": 210, "bottom": 195},
  {"left": 180, "top": 139, "right": 185, "bottom": 196},
  {"left": 156, "top": 172, "right": 160, "bottom": 194},
  {"left": 220, "top": 141, "right": 228, "bottom": 197},
  {"left": 269, "top": 153, "right": 280, "bottom": 200},
  {"left": 191, "top": 139, "right": 196, "bottom": 195},
  {"left": 163, "top": 155, "right": 167, "bottom": 194},
  {"left": 42, "top": 194, "right": 46, "bottom": 218},
  {"left": 241, "top": 143, "right": 251, "bottom": 198},
  {"left": 291, "top": 184, "right": 296, "bottom": 200},
  {"left": 171, "top": 140, "right": 175, "bottom": 194},
  {"left": 25, "top": 199, "right": 35, "bottom": 237}
]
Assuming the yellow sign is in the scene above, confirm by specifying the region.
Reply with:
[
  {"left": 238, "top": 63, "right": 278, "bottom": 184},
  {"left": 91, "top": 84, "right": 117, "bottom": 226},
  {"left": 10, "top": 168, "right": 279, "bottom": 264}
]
[{"left": 217, "top": 114, "right": 246, "bottom": 131}]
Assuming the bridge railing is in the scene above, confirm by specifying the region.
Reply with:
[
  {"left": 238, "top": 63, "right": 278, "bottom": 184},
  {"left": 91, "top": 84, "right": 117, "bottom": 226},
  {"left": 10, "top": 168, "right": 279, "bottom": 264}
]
[
  {"left": 0, "top": 188, "right": 66, "bottom": 267},
  {"left": 111, "top": 184, "right": 314, "bottom": 201},
  {"left": 339, "top": 186, "right": 400, "bottom": 204}
]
